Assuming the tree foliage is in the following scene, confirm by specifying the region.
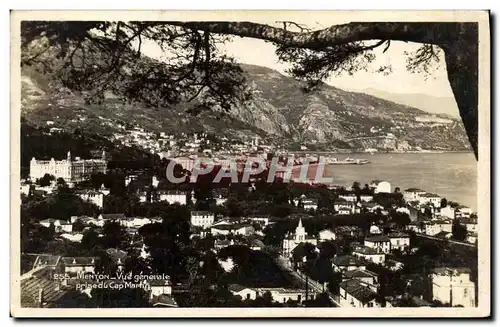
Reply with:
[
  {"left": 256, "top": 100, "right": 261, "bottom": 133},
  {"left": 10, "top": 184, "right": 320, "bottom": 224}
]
[{"left": 21, "top": 20, "right": 479, "bottom": 158}]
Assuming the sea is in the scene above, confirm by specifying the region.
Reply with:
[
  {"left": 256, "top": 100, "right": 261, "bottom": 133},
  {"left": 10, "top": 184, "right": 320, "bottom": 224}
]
[{"left": 293, "top": 152, "right": 478, "bottom": 211}]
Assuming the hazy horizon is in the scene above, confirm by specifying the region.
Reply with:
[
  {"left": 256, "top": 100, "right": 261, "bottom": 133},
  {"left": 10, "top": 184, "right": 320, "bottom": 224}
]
[{"left": 139, "top": 17, "right": 455, "bottom": 99}]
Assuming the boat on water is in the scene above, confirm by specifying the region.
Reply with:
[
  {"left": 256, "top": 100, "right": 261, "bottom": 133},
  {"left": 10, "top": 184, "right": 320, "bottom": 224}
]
[{"left": 325, "top": 157, "right": 370, "bottom": 165}]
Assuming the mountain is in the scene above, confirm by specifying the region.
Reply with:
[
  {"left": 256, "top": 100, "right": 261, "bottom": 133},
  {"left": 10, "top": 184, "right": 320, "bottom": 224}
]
[
  {"left": 359, "top": 88, "right": 460, "bottom": 118},
  {"left": 20, "top": 58, "right": 471, "bottom": 152}
]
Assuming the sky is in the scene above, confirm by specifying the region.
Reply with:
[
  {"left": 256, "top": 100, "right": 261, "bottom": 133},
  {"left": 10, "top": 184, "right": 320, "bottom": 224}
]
[{"left": 139, "top": 14, "right": 455, "bottom": 98}]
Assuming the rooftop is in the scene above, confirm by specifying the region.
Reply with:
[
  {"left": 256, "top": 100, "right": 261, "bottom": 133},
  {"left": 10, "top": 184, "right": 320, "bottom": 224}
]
[
  {"left": 332, "top": 255, "right": 365, "bottom": 267},
  {"left": 431, "top": 267, "right": 471, "bottom": 276},
  {"left": 404, "top": 188, "right": 426, "bottom": 193},
  {"left": 60, "top": 257, "right": 99, "bottom": 266},
  {"left": 339, "top": 279, "right": 377, "bottom": 303},
  {"left": 100, "top": 213, "right": 126, "bottom": 220},
  {"left": 21, "top": 276, "right": 69, "bottom": 308},
  {"left": 421, "top": 193, "right": 441, "bottom": 198},
  {"left": 191, "top": 211, "right": 214, "bottom": 216},
  {"left": 365, "top": 235, "right": 390, "bottom": 243},
  {"left": 228, "top": 284, "right": 251, "bottom": 293},
  {"left": 353, "top": 246, "right": 384, "bottom": 256},
  {"left": 151, "top": 294, "right": 178, "bottom": 307},
  {"left": 344, "top": 269, "right": 379, "bottom": 279},
  {"left": 387, "top": 232, "right": 410, "bottom": 238}
]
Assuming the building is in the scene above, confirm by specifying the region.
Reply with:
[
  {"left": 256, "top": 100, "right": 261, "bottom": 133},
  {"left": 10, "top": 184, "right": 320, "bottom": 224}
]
[
  {"left": 125, "top": 175, "right": 138, "bottom": 187},
  {"left": 228, "top": 285, "right": 312, "bottom": 304},
  {"left": 59, "top": 257, "right": 98, "bottom": 276},
  {"left": 228, "top": 284, "right": 258, "bottom": 301},
  {"left": 403, "top": 188, "right": 427, "bottom": 203},
  {"left": 332, "top": 255, "right": 366, "bottom": 272},
  {"left": 370, "top": 180, "right": 391, "bottom": 194},
  {"left": 119, "top": 217, "right": 155, "bottom": 229},
  {"left": 456, "top": 206, "right": 473, "bottom": 218},
  {"left": 440, "top": 206, "right": 456, "bottom": 219},
  {"left": 247, "top": 215, "right": 270, "bottom": 226},
  {"left": 155, "top": 190, "right": 187, "bottom": 205},
  {"left": 20, "top": 267, "right": 71, "bottom": 308},
  {"left": 30, "top": 151, "right": 107, "bottom": 182},
  {"left": 78, "top": 190, "right": 104, "bottom": 208},
  {"left": 190, "top": 211, "right": 215, "bottom": 228},
  {"left": 424, "top": 220, "right": 453, "bottom": 236},
  {"left": 369, "top": 225, "right": 382, "bottom": 235},
  {"left": 302, "top": 198, "right": 318, "bottom": 211},
  {"left": 364, "top": 202, "right": 385, "bottom": 214},
  {"left": 210, "top": 223, "right": 255, "bottom": 236},
  {"left": 352, "top": 246, "right": 386, "bottom": 264},
  {"left": 98, "top": 213, "right": 126, "bottom": 221},
  {"left": 339, "top": 194, "right": 357, "bottom": 203},
  {"left": 318, "top": 229, "right": 336, "bottom": 242},
  {"left": 387, "top": 232, "right": 410, "bottom": 252},
  {"left": 364, "top": 235, "right": 391, "bottom": 254},
  {"left": 333, "top": 200, "right": 359, "bottom": 215},
  {"left": 282, "top": 219, "right": 318, "bottom": 257},
  {"left": 148, "top": 278, "right": 173, "bottom": 299},
  {"left": 171, "top": 157, "right": 196, "bottom": 171},
  {"left": 419, "top": 193, "right": 442, "bottom": 208},
  {"left": 430, "top": 268, "right": 476, "bottom": 307},
  {"left": 359, "top": 195, "right": 374, "bottom": 202},
  {"left": 39, "top": 218, "right": 60, "bottom": 228},
  {"left": 215, "top": 195, "right": 228, "bottom": 206},
  {"left": 344, "top": 269, "right": 379, "bottom": 287},
  {"left": 55, "top": 222, "right": 73, "bottom": 233},
  {"left": 467, "top": 232, "right": 478, "bottom": 244},
  {"left": 256, "top": 287, "right": 312, "bottom": 304},
  {"left": 339, "top": 279, "right": 381, "bottom": 308},
  {"left": 458, "top": 218, "right": 478, "bottom": 233},
  {"left": 20, "top": 183, "right": 30, "bottom": 196}
]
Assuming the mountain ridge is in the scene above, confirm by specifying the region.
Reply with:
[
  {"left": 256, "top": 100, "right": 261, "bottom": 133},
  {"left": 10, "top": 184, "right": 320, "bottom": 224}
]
[
  {"left": 357, "top": 87, "right": 460, "bottom": 118},
  {"left": 20, "top": 59, "right": 471, "bottom": 152}
]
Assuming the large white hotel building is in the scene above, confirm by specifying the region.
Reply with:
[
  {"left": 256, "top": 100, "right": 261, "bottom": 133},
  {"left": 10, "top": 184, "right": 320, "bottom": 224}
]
[{"left": 29, "top": 151, "right": 107, "bottom": 182}]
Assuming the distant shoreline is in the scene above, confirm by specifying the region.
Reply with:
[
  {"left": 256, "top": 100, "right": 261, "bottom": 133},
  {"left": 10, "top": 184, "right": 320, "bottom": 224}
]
[{"left": 289, "top": 150, "right": 474, "bottom": 155}]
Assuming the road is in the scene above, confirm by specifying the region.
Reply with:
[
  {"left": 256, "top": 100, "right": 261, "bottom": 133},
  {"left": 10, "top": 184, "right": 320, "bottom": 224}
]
[
  {"left": 274, "top": 255, "right": 340, "bottom": 307},
  {"left": 416, "top": 233, "right": 476, "bottom": 248}
]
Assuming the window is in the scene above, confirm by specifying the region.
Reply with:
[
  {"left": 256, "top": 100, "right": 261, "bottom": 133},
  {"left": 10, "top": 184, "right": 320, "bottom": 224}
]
[
  {"left": 246, "top": 293, "right": 251, "bottom": 300},
  {"left": 464, "top": 289, "right": 468, "bottom": 297},
  {"left": 297, "top": 295, "right": 302, "bottom": 302},
  {"left": 367, "top": 302, "right": 374, "bottom": 307}
]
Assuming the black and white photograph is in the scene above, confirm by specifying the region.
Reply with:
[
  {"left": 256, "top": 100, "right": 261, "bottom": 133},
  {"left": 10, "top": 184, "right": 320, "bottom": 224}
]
[{"left": 10, "top": 10, "right": 490, "bottom": 318}]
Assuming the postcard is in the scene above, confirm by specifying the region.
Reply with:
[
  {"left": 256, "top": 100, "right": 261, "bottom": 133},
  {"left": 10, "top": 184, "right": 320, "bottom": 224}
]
[{"left": 10, "top": 10, "right": 490, "bottom": 318}]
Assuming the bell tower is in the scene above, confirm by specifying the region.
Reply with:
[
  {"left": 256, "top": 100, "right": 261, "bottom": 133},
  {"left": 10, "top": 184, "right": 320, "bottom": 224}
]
[{"left": 295, "top": 218, "right": 306, "bottom": 242}]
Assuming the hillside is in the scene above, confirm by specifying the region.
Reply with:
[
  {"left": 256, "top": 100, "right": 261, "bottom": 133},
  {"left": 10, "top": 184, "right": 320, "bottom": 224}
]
[
  {"left": 359, "top": 88, "right": 460, "bottom": 118},
  {"left": 20, "top": 58, "right": 471, "bottom": 152}
]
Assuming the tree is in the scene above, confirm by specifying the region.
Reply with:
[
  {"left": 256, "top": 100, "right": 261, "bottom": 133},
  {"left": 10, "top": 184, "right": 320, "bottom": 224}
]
[
  {"left": 56, "top": 177, "right": 67, "bottom": 187},
  {"left": 38, "top": 173, "right": 55, "bottom": 187},
  {"left": 441, "top": 198, "right": 448, "bottom": 208},
  {"left": 21, "top": 20, "right": 480, "bottom": 158},
  {"left": 81, "top": 229, "right": 100, "bottom": 251},
  {"left": 391, "top": 211, "right": 411, "bottom": 229},
  {"left": 72, "top": 219, "right": 86, "bottom": 233},
  {"left": 452, "top": 220, "right": 468, "bottom": 241},
  {"left": 101, "top": 221, "right": 129, "bottom": 249},
  {"left": 91, "top": 287, "right": 150, "bottom": 307},
  {"left": 327, "top": 272, "right": 343, "bottom": 295}
]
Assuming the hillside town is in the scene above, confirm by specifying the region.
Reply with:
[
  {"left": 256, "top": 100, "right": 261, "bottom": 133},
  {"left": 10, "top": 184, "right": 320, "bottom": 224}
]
[{"left": 20, "top": 143, "right": 478, "bottom": 308}]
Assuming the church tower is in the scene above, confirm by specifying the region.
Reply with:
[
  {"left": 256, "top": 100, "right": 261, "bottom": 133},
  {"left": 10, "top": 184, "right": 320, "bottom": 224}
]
[{"left": 295, "top": 218, "right": 306, "bottom": 242}]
